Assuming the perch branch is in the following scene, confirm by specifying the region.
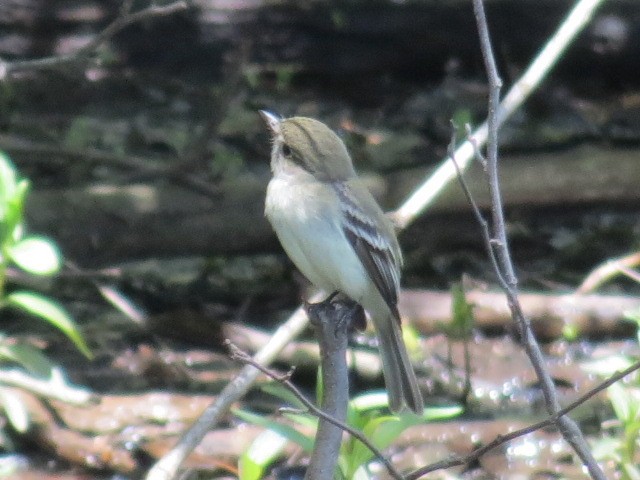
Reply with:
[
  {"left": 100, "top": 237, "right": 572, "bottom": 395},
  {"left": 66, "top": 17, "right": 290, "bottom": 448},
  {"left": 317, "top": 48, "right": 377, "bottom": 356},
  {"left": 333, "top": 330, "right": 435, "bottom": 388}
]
[
  {"left": 303, "top": 300, "right": 352, "bottom": 480},
  {"left": 229, "top": 337, "right": 402, "bottom": 480}
]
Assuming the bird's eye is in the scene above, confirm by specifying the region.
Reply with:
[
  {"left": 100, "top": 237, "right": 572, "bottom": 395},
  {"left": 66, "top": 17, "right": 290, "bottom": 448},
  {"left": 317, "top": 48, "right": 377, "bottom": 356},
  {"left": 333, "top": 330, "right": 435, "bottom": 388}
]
[{"left": 280, "top": 142, "right": 312, "bottom": 173}]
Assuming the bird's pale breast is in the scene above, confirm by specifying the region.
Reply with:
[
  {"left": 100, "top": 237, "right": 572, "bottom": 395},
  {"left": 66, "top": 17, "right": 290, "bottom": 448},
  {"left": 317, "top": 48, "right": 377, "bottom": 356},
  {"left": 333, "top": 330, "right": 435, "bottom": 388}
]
[{"left": 265, "top": 175, "right": 370, "bottom": 303}]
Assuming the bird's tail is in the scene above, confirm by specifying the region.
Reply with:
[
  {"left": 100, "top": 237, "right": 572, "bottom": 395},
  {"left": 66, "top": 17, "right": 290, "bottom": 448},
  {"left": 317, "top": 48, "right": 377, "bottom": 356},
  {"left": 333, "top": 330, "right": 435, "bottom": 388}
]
[{"left": 370, "top": 312, "right": 423, "bottom": 414}]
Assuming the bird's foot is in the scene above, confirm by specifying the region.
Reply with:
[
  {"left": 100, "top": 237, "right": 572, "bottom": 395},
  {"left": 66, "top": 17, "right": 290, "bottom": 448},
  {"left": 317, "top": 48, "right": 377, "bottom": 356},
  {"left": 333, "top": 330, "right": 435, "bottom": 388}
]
[{"left": 304, "top": 292, "right": 366, "bottom": 335}]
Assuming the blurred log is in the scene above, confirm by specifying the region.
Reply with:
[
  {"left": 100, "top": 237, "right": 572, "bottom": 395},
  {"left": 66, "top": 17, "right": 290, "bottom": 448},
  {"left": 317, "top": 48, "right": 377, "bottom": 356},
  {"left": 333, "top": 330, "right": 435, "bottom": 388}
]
[
  {"left": 15, "top": 387, "right": 295, "bottom": 474},
  {"left": 24, "top": 144, "right": 640, "bottom": 266},
  {"left": 400, "top": 288, "right": 640, "bottom": 339}
]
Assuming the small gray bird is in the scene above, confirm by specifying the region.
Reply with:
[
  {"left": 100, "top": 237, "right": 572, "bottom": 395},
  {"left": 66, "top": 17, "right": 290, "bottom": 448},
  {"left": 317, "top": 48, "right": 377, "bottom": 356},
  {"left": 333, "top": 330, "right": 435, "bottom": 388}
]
[{"left": 260, "top": 111, "right": 423, "bottom": 414}]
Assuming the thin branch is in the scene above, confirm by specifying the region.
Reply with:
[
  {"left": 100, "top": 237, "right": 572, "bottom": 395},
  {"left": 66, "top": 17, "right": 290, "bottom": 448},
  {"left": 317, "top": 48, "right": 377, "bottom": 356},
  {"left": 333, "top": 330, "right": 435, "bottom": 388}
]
[
  {"left": 616, "top": 266, "right": 640, "bottom": 285},
  {"left": 447, "top": 128, "right": 505, "bottom": 289},
  {"left": 470, "top": 0, "right": 605, "bottom": 478},
  {"left": 0, "top": 134, "right": 222, "bottom": 201},
  {"left": 472, "top": 0, "right": 510, "bottom": 283},
  {"left": 408, "top": 359, "right": 640, "bottom": 478},
  {"left": 144, "top": 296, "right": 318, "bottom": 480},
  {"left": 577, "top": 252, "right": 640, "bottom": 294},
  {"left": 228, "top": 341, "right": 403, "bottom": 480},
  {"left": 392, "top": 0, "right": 607, "bottom": 229},
  {"left": 0, "top": 1, "right": 189, "bottom": 78}
]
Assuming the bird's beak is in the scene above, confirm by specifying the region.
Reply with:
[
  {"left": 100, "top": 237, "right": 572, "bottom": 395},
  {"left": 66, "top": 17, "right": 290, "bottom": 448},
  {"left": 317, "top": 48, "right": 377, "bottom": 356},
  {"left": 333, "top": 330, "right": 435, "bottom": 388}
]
[{"left": 259, "top": 110, "right": 281, "bottom": 135}]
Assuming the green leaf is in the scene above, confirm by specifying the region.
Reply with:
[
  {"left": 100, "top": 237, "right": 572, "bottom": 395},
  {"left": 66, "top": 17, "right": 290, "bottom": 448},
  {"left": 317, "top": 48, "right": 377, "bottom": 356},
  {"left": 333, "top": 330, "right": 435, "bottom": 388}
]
[
  {"left": 344, "top": 394, "right": 463, "bottom": 476},
  {"left": 6, "top": 291, "right": 92, "bottom": 359},
  {"left": 63, "top": 117, "right": 95, "bottom": 151},
  {"left": 350, "top": 391, "right": 393, "bottom": 413},
  {"left": 0, "top": 155, "right": 29, "bottom": 246},
  {"left": 350, "top": 391, "right": 463, "bottom": 421},
  {"left": 8, "top": 179, "right": 29, "bottom": 221},
  {"left": 625, "top": 420, "right": 640, "bottom": 462},
  {"left": 239, "top": 429, "right": 288, "bottom": 480},
  {"left": 451, "top": 109, "right": 473, "bottom": 141},
  {"left": 609, "top": 382, "right": 632, "bottom": 424},
  {"left": 402, "top": 324, "right": 421, "bottom": 357},
  {"left": 260, "top": 382, "right": 307, "bottom": 410},
  {"left": 347, "top": 391, "right": 389, "bottom": 429},
  {"left": 352, "top": 465, "right": 374, "bottom": 480},
  {"left": 0, "top": 387, "right": 29, "bottom": 433},
  {"left": 448, "top": 283, "right": 474, "bottom": 339},
  {"left": 0, "top": 152, "right": 17, "bottom": 203},
  {"left": 624, "top": 463, "right": 640, "bottom": 480},
  {"left": 363, "top": 414, "right": 411, "bottom": 447},
  {"left": 422, "top": 404, "right": 464, "bottom": 421},
  {"left": 591, "top": 436, "right": 622, "bottom": 462},
  {"left": 233, "top": 409, "right": 314, "bottom": 453},
  {"left": 561, "top": 322, "right": 580, "bottom": 342},
  {"left": 8, "top": 236, "right": 61, "bottom": 275},
  {"left": 0, "top": 342, "right": 54, "bottom": 377},
  {"left": 281, "top": 411, "right": 318, "bottom": 430},
  {"left": 345, "top": 415, "right": 413, "bottom": 477}
]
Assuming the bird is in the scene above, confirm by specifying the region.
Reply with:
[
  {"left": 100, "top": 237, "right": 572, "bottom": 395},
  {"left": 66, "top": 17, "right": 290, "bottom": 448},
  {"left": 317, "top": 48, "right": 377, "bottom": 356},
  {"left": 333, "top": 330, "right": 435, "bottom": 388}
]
[{"left": 260, "top": 110, "right": 423, "bottom": 414}]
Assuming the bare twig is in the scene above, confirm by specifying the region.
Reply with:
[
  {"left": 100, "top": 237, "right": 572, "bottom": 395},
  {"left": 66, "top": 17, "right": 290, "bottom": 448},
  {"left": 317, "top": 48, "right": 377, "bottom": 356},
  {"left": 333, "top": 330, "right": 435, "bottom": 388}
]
[
  {"left": 469, "top": 0, "right": 605, "bottom": 478},
  {"left": 0, "top": 134, "right": 222, "bottom": 201},
  {"left": 227, "top": 341, "right": 402, "bottom": 480},
  {"left": 0, "top": 0, "right": 222, "bottom": 203},
  {"left": 447, "top": 129, "right": 504, "bottom": 288},
  {"left": 392, "top": 0, "right": 607, "bottom": 229},
  {"left": 616, "top": 266, "right": 640, "bottom": 285},
  {"left": 144, "top": 298, "right": 316, "bottom": 480},
  {"left": 408, "top": 359, "right": 640, "bottom": 478},
  {"left": 577, "top": 252, "right": 640, "bottom": 294},
  {"left": 0, "top": 1, "right": 189, "bottom": 78}
]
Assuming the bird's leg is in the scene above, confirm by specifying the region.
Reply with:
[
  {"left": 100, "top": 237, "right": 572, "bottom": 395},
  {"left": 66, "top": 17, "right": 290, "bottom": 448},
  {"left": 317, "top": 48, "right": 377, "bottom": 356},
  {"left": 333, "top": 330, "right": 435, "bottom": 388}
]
[
  {"left": 304, "top": 292, "right": 339, "bottom": 327},
  {"left": 326, "top": 294, "right": 367, "bottom": 334},
  {"left": 304, "top": 290, "right": 340, "bottom": 310},
  {"left": 324, "top": 291, "right": 341, "bottom": 304},
  {"left": 326, "top": 293, "right": 366, "bottom": 333},
  {"left": 305, "top": 292, "right": 366, "bottom": 335}
]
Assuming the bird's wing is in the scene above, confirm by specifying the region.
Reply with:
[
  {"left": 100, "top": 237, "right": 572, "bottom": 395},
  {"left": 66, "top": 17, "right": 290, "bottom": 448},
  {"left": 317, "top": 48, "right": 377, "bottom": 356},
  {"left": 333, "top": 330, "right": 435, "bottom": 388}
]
[{"left": 333, "top": 181, "right": 402, "bottom": 321}]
